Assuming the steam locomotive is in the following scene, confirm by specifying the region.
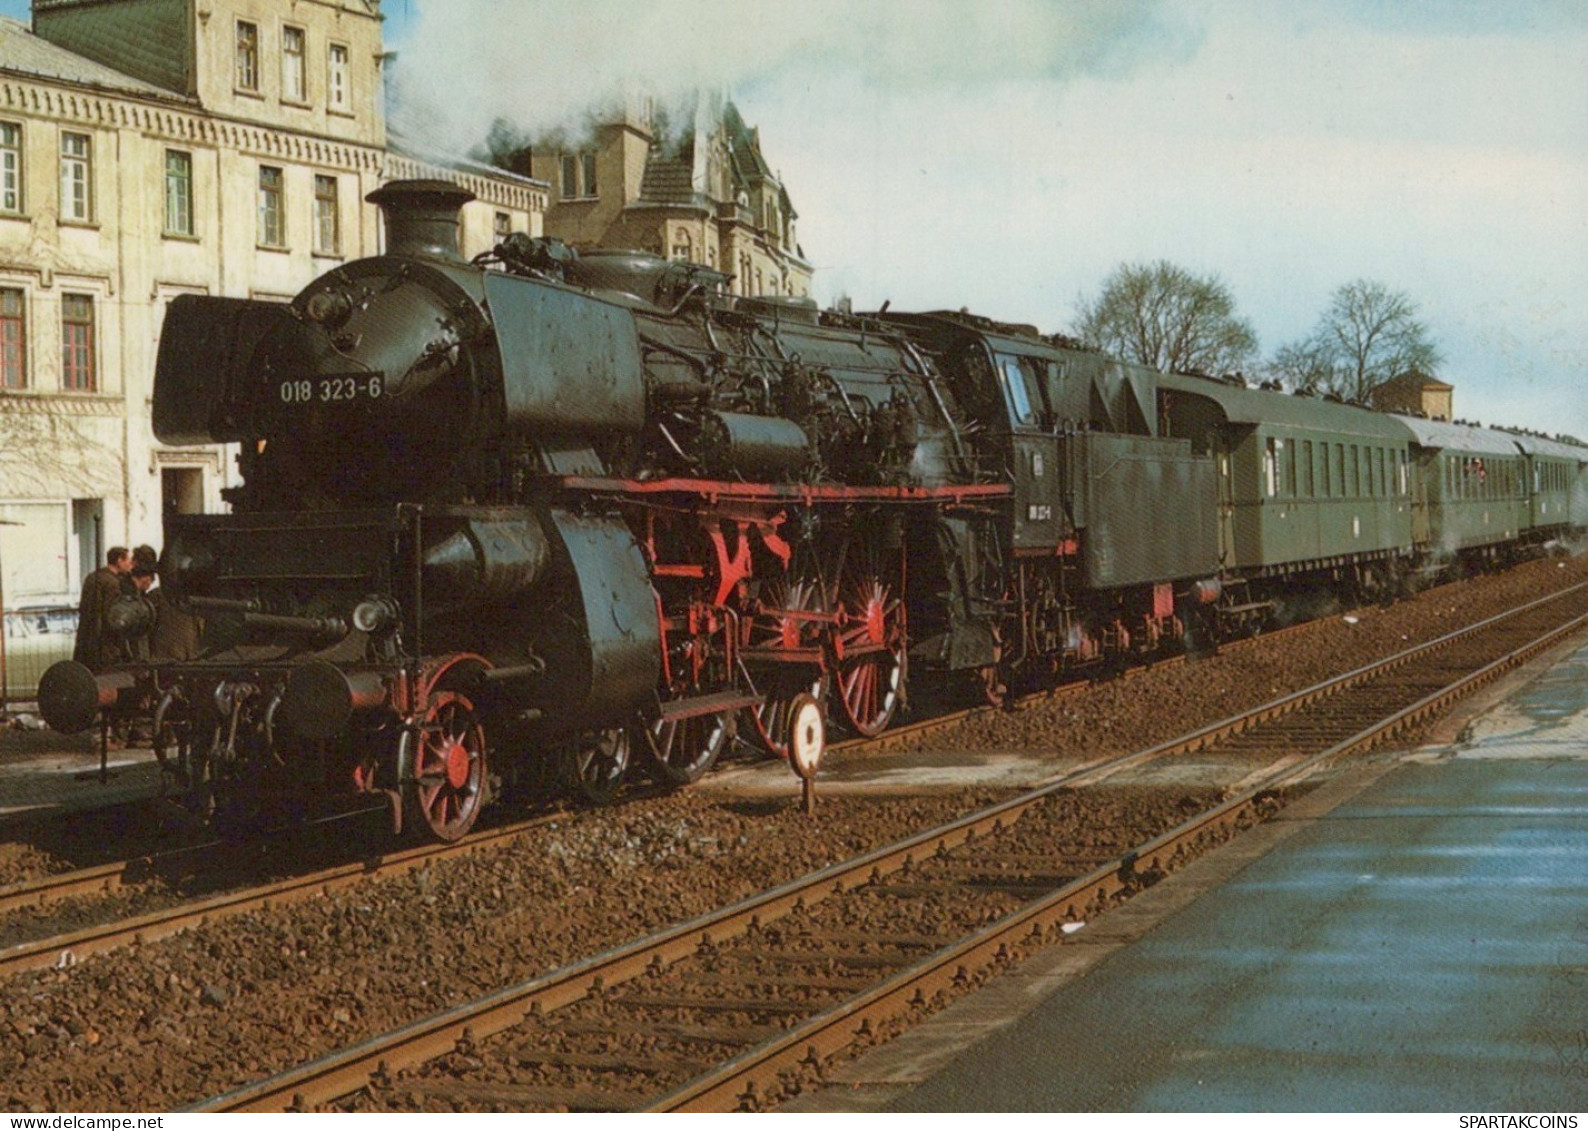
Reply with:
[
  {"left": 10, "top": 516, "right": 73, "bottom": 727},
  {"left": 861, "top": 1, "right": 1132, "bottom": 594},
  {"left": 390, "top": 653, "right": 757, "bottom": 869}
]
[{"left": 38, "top": 180, "right": 1588, "bottom": 841}]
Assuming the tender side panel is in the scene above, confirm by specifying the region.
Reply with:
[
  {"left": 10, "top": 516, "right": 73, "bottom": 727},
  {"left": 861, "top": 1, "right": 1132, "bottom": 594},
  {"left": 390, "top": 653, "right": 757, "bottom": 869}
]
[{"left": 1072, "top": 433, "right": 1219, "bottom": 588}]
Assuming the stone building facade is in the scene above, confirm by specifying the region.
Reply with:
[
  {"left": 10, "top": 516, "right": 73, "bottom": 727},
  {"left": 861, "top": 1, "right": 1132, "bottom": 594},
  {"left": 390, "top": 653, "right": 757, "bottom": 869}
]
[
  {"left": 0, "top": 0, "right": 546, "bottom": 616},
  {"left": 526, "top": 91, "right": 812, "bottom": 300},
  {"left": 1368, "top": 370, "right": 1454, "bottom": 421}
]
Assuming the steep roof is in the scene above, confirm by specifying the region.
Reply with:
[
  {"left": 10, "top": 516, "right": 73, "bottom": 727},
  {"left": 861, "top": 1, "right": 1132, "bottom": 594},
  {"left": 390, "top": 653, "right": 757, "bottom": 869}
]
[
  {"left": 0, "top": 15, "right": 182, "bottom": 100},
  {"left": 1374, "top": 369, "right": 1453, "bottom": 395},
  {"left": 637, "top": 150, "right": 697, "bottom": 204}
]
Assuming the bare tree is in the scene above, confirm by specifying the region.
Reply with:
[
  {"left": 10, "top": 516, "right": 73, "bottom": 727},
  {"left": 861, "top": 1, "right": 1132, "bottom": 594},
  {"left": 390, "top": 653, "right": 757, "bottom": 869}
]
[
  {"left": 1265, "top": 337, "right": 1334, "bottom": 393},
  {"left": 1074, "top": 260, "right": 1258, "bottom": 376},
  {"left": 1276, "top": 279, "right": 1441, "bottom": 402}
]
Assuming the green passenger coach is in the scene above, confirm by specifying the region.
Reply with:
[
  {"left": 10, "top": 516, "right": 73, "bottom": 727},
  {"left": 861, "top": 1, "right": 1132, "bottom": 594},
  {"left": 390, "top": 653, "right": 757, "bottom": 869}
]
[
  {"left": 1508, "top": 431, "right": 1588, "bottom": 541},
  {"left": 1394, "top": 416, "right": 1529, "bottom": 563},
  {"left": 1156, "top": 374, "right": 1412, "bottom": 584}
]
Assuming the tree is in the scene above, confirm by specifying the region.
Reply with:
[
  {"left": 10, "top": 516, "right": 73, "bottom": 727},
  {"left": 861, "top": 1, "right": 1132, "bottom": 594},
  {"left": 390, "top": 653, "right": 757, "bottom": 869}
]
[
  {"left": 1276, "top": 279, "right": 1441, "bottom": 402},
  {"left": 1074, "top": 260, "right": 1258, "bottom": 376}
]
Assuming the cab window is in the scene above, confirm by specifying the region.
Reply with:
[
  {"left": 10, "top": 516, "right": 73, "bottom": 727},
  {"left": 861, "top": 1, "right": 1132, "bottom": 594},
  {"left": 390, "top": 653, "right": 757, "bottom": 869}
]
[{"left": 996, "top": 353, "right": 1044, "bottom": 427}]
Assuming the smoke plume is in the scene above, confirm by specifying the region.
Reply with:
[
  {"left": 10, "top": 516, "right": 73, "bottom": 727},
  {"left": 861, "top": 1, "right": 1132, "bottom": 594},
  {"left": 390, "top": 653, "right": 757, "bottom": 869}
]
[{"left": 387, "top": 0, "right": 1195, "bottom": 159}]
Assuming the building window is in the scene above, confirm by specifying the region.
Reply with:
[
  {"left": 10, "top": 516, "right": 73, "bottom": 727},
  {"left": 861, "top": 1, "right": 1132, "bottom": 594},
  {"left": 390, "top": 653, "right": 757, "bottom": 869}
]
[
  {"left": 257, "top": 165, "right": 284, "bottom": 248},
  {"left": 672, "top": 229, "right": 691, "bottom": 262},
  {"left": 493, "top": 211, "right": 511, "bottom": 240},
  {"left": 61, "top": 294, "right": 94, "bottom": 392},
  {"left": 0, "top": 288, "right": 25, "bottom": 389},
  {"left": 164, "top": 150, "right": 193, "bottom": 236},
  {"left": 0, "top": 122, "right": 20, "bottom": 213},
  {"left": 282, "top": 26, "right": 306, "bottom": 102},
  {"left": 560, "top": 154, "right": 577, "bottom": 198},
  {"left": 60, "top": 132, "right": 92, "bottom": 222},
  {"left": 327, "top": 44, "right": 349, "bottom": 111},
  {"left": 581, "top": 152, "right": 598, "bottom": 198},
  {"left": 236, "top": 21, "right": 259, "bottom": 92},
  {"left": 313, "top": 174, "right": 339, "bottom": 255}
]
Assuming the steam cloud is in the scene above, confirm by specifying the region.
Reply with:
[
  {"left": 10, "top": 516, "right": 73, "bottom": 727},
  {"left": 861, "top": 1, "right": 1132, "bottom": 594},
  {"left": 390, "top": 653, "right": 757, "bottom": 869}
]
[{"left": 388, "top": 0, "right": 1195, "bottom": 159}]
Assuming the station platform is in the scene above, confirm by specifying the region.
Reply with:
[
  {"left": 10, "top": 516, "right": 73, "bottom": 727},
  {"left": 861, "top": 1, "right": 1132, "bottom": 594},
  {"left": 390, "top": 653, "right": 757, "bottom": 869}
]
[
  {"left": 787, "top": 636, "right": 1588, "bottom": 1112},
  {"left": 0, "top": 716, "right": 160, "bottom": 822}
]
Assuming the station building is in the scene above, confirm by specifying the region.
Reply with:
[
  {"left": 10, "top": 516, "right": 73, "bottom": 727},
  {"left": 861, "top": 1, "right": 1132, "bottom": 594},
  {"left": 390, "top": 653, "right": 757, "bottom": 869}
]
[
  {"left": 522, "top": 90, "right": 813, "bottom": 300},
  {"left": 0, "top": 0, "right": 546, "bottom": 617}
]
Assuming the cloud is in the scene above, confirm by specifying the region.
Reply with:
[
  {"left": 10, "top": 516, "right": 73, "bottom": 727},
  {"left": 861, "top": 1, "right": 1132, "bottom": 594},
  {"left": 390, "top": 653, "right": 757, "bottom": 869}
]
[
  {"left": 387, "top": 0, "right": 1588, "bottom": 440},
  {"left": 389, "top": 0, "right": 1199, "bottom": 157}
]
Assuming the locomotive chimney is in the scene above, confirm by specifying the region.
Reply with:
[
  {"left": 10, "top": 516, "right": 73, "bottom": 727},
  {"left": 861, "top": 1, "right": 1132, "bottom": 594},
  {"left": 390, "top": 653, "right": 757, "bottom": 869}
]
[{"left": 367, "top": 179, "right": 476, "bottom": 262}]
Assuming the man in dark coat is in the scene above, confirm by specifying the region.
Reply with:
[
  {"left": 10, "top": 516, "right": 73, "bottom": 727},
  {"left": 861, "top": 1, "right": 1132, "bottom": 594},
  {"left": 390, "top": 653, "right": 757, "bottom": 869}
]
[
  {"left": 120, "top": 546, "right": 160, "bottom": 662},
  {"left": 138, "top": 545, "right": 204, "bottom": 661},
  {"left": 72, "top": 546, "right": 132, "bottom": 671}
]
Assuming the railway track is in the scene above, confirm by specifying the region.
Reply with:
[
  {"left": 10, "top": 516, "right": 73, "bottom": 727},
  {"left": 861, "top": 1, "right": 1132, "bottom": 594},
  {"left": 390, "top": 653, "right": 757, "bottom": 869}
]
[
  {"left": 186, "top": 580, "right": 1588, "bottom": 1113},
  {"left": 0, "top": 809, "right": 576, "bottom": 978}
]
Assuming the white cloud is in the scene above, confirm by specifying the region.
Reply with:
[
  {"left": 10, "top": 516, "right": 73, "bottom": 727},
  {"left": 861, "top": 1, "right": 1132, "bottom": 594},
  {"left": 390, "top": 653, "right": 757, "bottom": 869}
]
[{"left": 391, "top": 0, "right": 1588, "bottom": 438}]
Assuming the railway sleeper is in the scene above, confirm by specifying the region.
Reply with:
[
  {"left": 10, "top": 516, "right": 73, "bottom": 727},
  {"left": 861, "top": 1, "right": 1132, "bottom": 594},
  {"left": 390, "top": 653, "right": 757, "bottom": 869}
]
[
  {"left": 781, "top": 930, "right": 949, "bottom": 949},
  {"left": 389, "top": 1080, "right": 644, "bottom": 1112},
  {"left": 676, "top": 972, "right": 878, "bottom": 993},
  {"left": 547, "top": 1018, "right": 784, "bottom": 1045},
  {"left": 610, "top": 994, "right": 811, "bottom": 1015},
  {"left": 502, "top": 1049, "right": 700, "bottom": 1075},
  {"left": 869, "top": 878, "right": 1069, "bottom": 898},
  {"left": 717, "top": 949, "right": 918, "bottom": 969}
]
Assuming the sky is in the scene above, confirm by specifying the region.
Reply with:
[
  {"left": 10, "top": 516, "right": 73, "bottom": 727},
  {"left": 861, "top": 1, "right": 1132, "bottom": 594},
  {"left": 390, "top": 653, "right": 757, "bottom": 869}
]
[
  {"left": 1, "top": 0, "right": 1583, "bottom": 440},
  {"left": 382, "top": 0, "right": 1588, "bottom": 441}
]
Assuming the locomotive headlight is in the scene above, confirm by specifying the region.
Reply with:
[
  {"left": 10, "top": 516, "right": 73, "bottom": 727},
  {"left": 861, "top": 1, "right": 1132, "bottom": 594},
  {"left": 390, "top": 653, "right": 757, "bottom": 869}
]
[
  {"left": 352, "top": 596, "right": 398, "bottom": 634},
  {"left": 304, "top": 289, "right": 354, "bottom": 330}
]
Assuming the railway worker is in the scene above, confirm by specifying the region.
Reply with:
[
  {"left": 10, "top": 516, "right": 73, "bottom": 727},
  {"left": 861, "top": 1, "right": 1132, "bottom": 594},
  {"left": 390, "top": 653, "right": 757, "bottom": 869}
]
[
  {"left": 145, "top": 553, "right": 204, "bottom": 662},
  {"left": 72, "top": 546, "right": 132, "bottom": 672},
  {"left": 123, "top": 546, "right": 161, "bottom": 662}
]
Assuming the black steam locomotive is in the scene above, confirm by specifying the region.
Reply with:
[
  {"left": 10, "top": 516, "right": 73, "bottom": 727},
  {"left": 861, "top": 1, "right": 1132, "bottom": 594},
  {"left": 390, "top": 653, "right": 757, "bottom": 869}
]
[{"left": 39, "top": 180, "right": 1586, "bottom": 841}]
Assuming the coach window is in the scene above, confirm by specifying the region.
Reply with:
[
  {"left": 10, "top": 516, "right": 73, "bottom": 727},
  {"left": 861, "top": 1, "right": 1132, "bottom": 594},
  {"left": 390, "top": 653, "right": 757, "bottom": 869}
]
[
  {"left": 1264, "top": 438, "right": 1278, "bottom": 497},
  {"left": 1286, "top": 440, "right": 1298, "bottom": 498},
  {"left": 1301, "top": 440, "right": 1314, "bottom": 496}
]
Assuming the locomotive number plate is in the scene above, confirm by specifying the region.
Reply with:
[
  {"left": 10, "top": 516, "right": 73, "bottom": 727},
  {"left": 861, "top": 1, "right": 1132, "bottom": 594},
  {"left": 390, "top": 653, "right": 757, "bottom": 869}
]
[{"left": 278, "top": 373, "right": 385, "bottom": 405}]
